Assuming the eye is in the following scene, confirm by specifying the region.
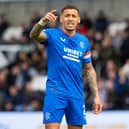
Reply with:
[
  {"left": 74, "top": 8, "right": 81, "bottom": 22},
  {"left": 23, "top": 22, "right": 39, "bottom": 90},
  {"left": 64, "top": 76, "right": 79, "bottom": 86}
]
[
  {"left": 65, "top": 14, "right": 70, "bottom": 17},
  {"left": 72, "top": 15, "right": 77, "bottom": 18}
]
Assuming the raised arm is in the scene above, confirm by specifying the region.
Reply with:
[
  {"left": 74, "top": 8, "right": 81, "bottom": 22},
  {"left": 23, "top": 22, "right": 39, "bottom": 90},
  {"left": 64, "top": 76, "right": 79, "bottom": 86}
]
[
  {"left": 83, "top": 63, "right": 102, "bottom": 114},
  {"left": 29, "top": 10, "right": 57, "bottom": 42}
]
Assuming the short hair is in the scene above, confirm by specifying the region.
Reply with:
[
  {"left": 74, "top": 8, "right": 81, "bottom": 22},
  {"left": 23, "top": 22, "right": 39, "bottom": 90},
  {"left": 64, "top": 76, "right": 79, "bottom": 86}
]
[{"left": 61, "top": 5, "right": 80, "bottom": 15}]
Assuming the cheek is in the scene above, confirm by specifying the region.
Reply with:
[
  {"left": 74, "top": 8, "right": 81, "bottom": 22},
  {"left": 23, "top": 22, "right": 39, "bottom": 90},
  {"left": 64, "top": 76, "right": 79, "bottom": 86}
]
[
  {"left": 60, "top": 18, "right": 66, "bottom": 24},
  {"left": 75, "top": 20, "right": 80, "bottom": 25}
]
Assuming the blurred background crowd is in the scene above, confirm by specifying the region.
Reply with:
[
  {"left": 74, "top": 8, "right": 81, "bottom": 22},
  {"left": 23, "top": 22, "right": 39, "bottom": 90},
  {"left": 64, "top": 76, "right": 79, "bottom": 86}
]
[{"left": 0, "top": 0, "right": 129, "bottom": 112}]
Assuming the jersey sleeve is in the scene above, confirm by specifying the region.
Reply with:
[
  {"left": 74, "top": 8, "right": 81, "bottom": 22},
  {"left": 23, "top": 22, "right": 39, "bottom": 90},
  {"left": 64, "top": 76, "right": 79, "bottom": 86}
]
[
  {"left": 83, "top": 38, "right": 92, "bottom": 64},
  {"left": 40, "top": 28, "right": 51, "bottom": 45}
]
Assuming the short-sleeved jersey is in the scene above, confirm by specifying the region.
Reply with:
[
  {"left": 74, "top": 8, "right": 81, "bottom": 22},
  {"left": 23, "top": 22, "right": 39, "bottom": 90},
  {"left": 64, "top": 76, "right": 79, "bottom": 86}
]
[{"left": 42, "top": 28, "right": 92, "bottom": 99}]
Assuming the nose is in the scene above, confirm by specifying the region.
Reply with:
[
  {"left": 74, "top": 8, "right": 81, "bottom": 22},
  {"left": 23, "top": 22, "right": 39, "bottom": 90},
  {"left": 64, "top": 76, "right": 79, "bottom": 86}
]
[{"left": 69, "top": 16, "right": 73, "bottom": 20}]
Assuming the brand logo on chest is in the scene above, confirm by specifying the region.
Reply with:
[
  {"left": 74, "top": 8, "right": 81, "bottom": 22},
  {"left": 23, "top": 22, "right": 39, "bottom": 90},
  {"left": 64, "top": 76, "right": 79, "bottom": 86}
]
[{"left": 60, "top": 37, "right": 66, "bottom": 42}]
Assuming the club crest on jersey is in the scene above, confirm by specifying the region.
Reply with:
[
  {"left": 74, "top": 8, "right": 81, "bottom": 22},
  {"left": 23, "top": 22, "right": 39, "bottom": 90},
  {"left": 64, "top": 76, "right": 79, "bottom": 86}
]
[{"left": 80, "top": 41, "right": 84, "bottom": 48}]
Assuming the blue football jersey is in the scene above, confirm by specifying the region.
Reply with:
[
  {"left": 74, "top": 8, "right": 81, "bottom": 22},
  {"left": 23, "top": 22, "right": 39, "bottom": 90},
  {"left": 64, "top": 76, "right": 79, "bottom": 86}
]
[{"left": 42, "top": 28, "right": 92, "bottom": 98}]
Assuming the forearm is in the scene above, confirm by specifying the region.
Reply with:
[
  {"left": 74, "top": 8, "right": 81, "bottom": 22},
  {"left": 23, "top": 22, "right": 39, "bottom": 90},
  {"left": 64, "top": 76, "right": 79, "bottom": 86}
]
[
  {"left": 84, "top": 64, "right": 99, "bottom": 97},
  {"left": 29, "top": 23, "right": 46, "bottom": 39},
  {"left": 84, "top": 63, "right": 102, "bottom": 113}
]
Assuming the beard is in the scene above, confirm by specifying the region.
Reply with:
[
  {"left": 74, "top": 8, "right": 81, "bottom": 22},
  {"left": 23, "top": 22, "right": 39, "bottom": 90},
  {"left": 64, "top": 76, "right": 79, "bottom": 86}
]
[
  {"left": 64, "top": 25, "right": 77, "bottom": 31},
  {"left": 66, "top": 28, "right": 75, "bottom": 31}
]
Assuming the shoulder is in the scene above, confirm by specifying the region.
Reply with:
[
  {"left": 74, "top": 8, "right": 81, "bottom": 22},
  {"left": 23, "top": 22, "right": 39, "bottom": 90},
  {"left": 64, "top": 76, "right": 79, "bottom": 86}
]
[
  {"left": 76, "top": 33, "right": 89, "bottom": 41},
  {"left": 42, "top": 28, "right": 60, "bottom": 39},
  {"left": 76, "top": 32, "right": 89, "bottom": 44}
]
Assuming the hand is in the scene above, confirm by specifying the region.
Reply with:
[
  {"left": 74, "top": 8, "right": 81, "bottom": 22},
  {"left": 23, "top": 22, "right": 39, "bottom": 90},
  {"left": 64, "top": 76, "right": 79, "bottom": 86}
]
[
  {"left": 42, "top": 10, "right": 57, "bottom": 23},
  {"left": 92, "top": 96, "right": 103, "bottom": 114}
]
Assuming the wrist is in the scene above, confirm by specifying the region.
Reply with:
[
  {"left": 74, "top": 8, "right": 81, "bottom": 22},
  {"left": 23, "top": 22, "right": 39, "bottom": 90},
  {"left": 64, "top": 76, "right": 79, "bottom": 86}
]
[
  {"left": 93, "top": 92, "right": 99, "bottom": 98},
  {"left": 94, "top": 95, "right": 99, "bottom": 99},
  {"left": 38, "top": 19, "right": 47, "bottom": 26}
]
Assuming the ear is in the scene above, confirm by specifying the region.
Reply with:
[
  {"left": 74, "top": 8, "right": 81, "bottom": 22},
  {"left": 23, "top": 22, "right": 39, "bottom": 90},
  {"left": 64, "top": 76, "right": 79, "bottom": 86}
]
[
  {"left": 78, "top": 18, "right": 80, "bottom": 24},
  {"left": 59, "top": 15, "right": 63, "bottom": 23}
]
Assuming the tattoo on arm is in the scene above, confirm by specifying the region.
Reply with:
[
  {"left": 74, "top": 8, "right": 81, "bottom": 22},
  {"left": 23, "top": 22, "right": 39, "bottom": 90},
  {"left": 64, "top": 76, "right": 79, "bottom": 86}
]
[
  {"left": 83, "top": 63, "right": 99, "bottom": 97},
  {"left": 30, "top": 23, "right": 46, "bottom": 42}
]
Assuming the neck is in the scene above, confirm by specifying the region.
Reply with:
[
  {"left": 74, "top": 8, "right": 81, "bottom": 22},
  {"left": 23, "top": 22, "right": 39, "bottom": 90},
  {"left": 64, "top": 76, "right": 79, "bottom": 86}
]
[{"left": 62, "top": 28, "right": 76, "bottom": 37}]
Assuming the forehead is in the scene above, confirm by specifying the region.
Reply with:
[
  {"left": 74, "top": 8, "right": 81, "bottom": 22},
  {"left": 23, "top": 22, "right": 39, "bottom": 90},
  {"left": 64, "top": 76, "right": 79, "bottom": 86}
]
[{"left": 62, "top": 9, "right": 79, "bottom": 16}]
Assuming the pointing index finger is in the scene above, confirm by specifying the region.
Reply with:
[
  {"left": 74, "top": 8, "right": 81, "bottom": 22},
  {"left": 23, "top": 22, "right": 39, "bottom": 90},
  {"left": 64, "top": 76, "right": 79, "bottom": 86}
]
[{"left": 50, "top": 10, "right": 57, "bottom": 14}]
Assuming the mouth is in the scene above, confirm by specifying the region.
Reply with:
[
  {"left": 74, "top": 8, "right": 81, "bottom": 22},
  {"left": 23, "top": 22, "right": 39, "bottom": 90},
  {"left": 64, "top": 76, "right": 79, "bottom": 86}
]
[{"left": 67, "top": 23, "right": 75, "bottom": 27}]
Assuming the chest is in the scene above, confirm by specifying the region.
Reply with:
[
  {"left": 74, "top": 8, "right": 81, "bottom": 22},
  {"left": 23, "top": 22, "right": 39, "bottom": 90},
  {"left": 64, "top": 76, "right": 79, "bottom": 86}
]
[{"left": 52, "top": 35, "right": 86, "bottom": 59}]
